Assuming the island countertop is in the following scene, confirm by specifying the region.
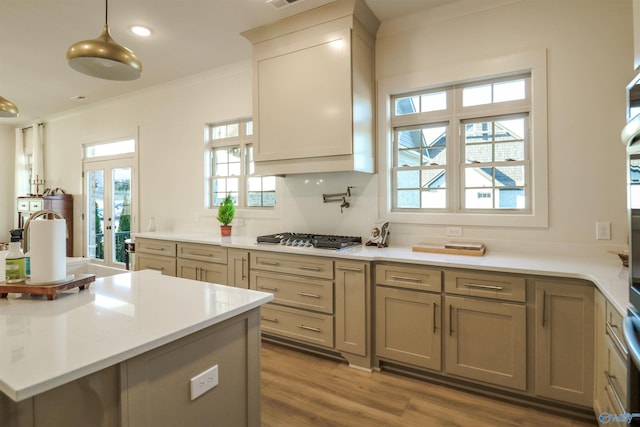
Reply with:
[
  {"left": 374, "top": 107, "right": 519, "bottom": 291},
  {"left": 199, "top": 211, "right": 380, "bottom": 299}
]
[{"left": 0, "top": 270, "right": 273, "bottom": 402}]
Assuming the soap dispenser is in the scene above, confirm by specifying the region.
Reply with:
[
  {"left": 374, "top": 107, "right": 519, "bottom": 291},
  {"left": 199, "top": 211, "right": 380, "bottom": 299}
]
[{"left": 5, "top": 230, "right": 25, "bottom": 283}]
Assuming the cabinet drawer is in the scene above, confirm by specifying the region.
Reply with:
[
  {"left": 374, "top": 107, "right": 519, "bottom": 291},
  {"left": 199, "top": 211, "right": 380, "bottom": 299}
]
[
  {"left": 251, "top": 271, "right": 333, "bottom": 314},
  {"left": 605, "top": 334, "right": 628, "bottom": 411},
  {"left": 251, "top": 251, "right": 333, "bottom": 279},
  {"left": 260, "top": 304, "right": 334, "bottom": 348},
  {"left": 136, "top": 253, "right": 176, "bottom": 277},
  {"left": 136, "top": 239, "right": 177, "bottom": 257},
  {"left": 375, "top": 264, "right": 442, "bottom": 292},
  {"left": 177, "top": 242, "right": 227, "bottom": 264},
  {"left": 445, "top": 270, "right": 525, "bottom": 302}
]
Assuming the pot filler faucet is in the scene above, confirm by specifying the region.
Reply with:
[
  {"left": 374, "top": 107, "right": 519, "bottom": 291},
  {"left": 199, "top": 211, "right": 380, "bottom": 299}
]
[{"left": 22, "top": 209, "right": 66, "bottom": 254}]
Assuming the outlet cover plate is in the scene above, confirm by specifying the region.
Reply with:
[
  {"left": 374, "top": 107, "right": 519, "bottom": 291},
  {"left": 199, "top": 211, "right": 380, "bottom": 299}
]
[{"left": 190, "top": 364, "right": 218, "bottom": 400}]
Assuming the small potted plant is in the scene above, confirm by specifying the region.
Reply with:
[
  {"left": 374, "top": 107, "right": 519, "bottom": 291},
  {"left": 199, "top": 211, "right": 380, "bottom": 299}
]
[{"left": 217, "top": 194, "right": 235, "bottom": 236}]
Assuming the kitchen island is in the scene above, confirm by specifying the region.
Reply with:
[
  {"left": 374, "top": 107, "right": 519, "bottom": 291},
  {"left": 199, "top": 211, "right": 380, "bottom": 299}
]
[{"left": 0, "top": 269, "right": 273, "bottom": 427}]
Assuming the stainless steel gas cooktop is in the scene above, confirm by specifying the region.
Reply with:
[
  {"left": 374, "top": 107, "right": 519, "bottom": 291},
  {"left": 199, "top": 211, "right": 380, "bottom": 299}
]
[{"left": 256, "top": 233, "right": 362, "bottom": 249}]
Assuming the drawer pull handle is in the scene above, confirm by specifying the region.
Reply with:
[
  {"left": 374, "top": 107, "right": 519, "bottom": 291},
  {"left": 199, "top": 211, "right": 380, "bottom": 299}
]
[
  {"left": 147, "top": 246, "right": 165, "bottom": 251},
  {"left": 297, "top": 324, "right": 321, "bottom": 333},
  {"left": 433, "top": 303, "right": 438, "bottom": 334},
  {"left": 297, "top": 266, "right": 321, "bottom": 271},
  {"left": 449, "top": 305, "right": 454, "bottom": 336},
  {"left": 606, "top": 321, "right": 629, "bottom": 358},
  {"left": 463, "top": 283, "right": 503, "bottom": 291},
  {"left": 241, "top": 258, "right": 246, "bottom": 280},
  {"left": 542, "top": 290, "right": 547, "bottom": 327},
  {"left": 261, "top": 316, "right": 279, "bottom": 323},
  {"left": 297, "top": 292, "right": 320, "bottom": 299},
  {"left": 604, "top": 371, "right": 626, "bottom": 412},
  {"left": 336, "top": 266, "right": 362, "bottom": 272},
  {"left": 260, "top": 260, "right": 279, "bottom": 266},
  {"left": 390, "top": 275, "right": 422, "bottom": 283},
  {"left": 258, "top": 286, "right": 278, "bottom": 292},
  {"left": 189, "top": 250, "right": 213, "bottom": 257}
]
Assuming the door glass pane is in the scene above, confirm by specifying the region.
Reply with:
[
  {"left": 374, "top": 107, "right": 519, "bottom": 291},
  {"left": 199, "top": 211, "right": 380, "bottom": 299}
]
[
  {"left": 112, "top": 167, "right": 131, "bottom": 266},
  {"left": 86, "top": 169, "right": 104, "bottom": 261}
]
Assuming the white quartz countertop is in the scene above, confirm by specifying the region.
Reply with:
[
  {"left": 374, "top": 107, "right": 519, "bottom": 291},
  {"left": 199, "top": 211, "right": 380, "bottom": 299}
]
[
  {"left": 134, "top": 232, "right": 631, "bottom": 315},
  {"left": 0, "top": 270, "right": 273, "bottom": 402}
]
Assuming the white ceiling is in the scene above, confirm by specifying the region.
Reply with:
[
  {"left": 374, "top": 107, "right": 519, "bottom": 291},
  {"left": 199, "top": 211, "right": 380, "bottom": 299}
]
[{"left": 0, "top": 0, "right": 450, "bottom": 126}]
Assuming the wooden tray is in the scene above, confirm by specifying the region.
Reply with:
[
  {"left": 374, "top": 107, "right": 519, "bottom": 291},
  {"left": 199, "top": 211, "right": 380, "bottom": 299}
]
[
  {"left": 412, "top": 243, "right": 486, "bottom": 256},
  {"left": 0, "top": 274, "right": 95, "bottom": 300}
]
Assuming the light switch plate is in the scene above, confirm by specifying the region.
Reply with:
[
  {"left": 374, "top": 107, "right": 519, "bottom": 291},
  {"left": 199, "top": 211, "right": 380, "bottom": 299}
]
[{"left": 596, "top": 222, "right": 611, "bottom": 240}]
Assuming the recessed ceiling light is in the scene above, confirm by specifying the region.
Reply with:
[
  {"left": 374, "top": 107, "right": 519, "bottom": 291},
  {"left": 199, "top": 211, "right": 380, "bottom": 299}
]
[
  {"left": 131, "top": 26, "right": 151, "bottom": 37},
  {"left": 70, "top": 95, "right": 87, "bottom": 101}
]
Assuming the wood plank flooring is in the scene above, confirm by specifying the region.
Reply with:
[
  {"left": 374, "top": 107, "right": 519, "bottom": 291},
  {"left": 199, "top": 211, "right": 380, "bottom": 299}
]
[{"left": 261, "top": 342, "right": 597, "bottom": 427}]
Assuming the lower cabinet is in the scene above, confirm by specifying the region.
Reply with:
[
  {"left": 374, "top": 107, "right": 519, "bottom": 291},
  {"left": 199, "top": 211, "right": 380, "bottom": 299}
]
[
  {"left": 376, "top": 286, "right": 441, "bottom": 370},
  {"left": 228, "top": 249, "right": 249, "bottom": 288},
  {"left": 177, "top": 258, "right": 227, "bottom": 284},
  {"left": 335, "top": 260, "right": 369, "bottom": 357},
  {"left": 444, "top": 295, "right": 526, "bottom": 390},
  {"left": 136, "top": 253, "right": 177, "bottom": 277},
  {"left": 534, "top": 280, "right": 594, "bottom": 407},
  {"left": 260, "top": 304, "right": 334, "bottom": 348}
]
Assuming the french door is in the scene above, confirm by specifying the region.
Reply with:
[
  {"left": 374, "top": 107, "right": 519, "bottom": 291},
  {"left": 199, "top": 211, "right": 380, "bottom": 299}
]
[{"left": 83, "top": 158, "right": 136, "bottom": 268}]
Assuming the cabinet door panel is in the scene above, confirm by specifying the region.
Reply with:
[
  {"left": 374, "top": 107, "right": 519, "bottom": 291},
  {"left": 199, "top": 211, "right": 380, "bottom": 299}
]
[
  {"left": 256, "top": 30, "right": 352, "bottom": 161},
  {"left": 445, "top": 295, "right": 526, "bottom": 390},
  {"left": 228, "top": 249, "right": 249, "bottom": 289},
  {"left": 335, "top": 261, "right": 368, "bottom": 357},
  {"left": 535, "top": 281, "right": 594, "bottom": 406},
  {"left": 376, "top": 286, "right": 441, "bottom": 370}
]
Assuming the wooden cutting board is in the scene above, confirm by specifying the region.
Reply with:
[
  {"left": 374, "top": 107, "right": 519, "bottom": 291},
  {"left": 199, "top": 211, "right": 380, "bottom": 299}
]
[{"left": 412, "top": 243, "right": 486, "bottom": 256}]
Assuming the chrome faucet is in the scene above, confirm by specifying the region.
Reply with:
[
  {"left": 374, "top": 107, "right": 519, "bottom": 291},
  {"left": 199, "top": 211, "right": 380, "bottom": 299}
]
[{"left": 22, "top": 209, "right": 66, "bottom": 254}]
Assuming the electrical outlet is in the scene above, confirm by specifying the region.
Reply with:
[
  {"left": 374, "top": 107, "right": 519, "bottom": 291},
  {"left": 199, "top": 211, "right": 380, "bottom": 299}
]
[
  {"left": 596, "top": 222, "right": 611, "bottom": 240},
  {"left": 190, "top": 364, "right": 218, "bottom": 400},
  {"left": 447, "top": 227, "right": 463, "bottom": 237}
]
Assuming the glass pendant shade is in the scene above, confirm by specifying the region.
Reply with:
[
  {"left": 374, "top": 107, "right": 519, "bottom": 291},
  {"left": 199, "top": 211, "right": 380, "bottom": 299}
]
[
  {"left": 0, "top": 96, "right": 18, "bottom": 117},
  {"left": 67, "top": 24, "right": 142, "bottom": 81}
]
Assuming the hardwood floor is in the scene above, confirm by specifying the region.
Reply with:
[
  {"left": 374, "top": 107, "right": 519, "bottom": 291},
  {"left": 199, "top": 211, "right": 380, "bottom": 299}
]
[{"left": 261, "top": 342, "right": 597, "bottom": 427}]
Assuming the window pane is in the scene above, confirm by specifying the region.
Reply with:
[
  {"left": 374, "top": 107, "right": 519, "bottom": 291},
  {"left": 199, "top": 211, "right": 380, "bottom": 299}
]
[
  {"left": 397, "top": 189, "right": 420, "bottom": 208},
  {"left": 421, "top": 169, "right": 445, "bottom": 188},
  {"left": 247, "top": 176, "right": 262, "bottom": 192},
  {"left": 494, "top": 141, "right": 525, "bottom": 162},
  {"left": 227, "top": 124, "right": 239, "bottom": 138},
  {"left": 496, "top": 188, "right": 525, "bottom": 209},
  {"left": 216, "top": 164, "right": 229, "bottom": 176},
  {"left": 465, "top": 122, "right": 493, "bottom": 144},
  {"left": 421, "top": 92, "right": 447, "bottom": 112},
  {"left": 398, "top": 148, "right": 421, "bottom": 167},
  {"left": 465, "top": 144, "right": 492, "bottom": 163},
  {"left": 495, "top": 118, "right": 525, "bottom": 141},
  {"left": 494, "top": 79, "right": 525, "bottom": 103},
  {"left": 463, "top": 84, "right": 491, "bottom": 107},
  {"left": 466, "top": 189, "right": 494, "bottom": 209},
  {"left": 229, "top": 163, "right": 241, "bottom": 176},
  {"left": 495, "top": 165, "right": 525, "bottom": 187},
  {"left": 262, "top": 176, "right": 276, "bottom": 191},
  {"left": 215, "top": 149, "right": 228, "bottom": 163},
  {"left": 227, "top": 178, "right": 239, "bottom": 193},
  {"left": 465, "top": 167, "right": 493, "bottom": 187},
  {"left": 397, "top": 170, "right": 420, "bottom": 189},
  {"left": 395, "top": 96, "right": 419, "bottom": 115},
  {"left": 85, "top": 139, "right": 135, "bottom": 158},
  {"left": 397, "top": 129, "right": 422, "bottom": 149},
  {"left": 246, "top": 121, "right": 253, "bottom": 136},
  {"left": 422, "top": 189, "right": 446, "bottom": 208}
]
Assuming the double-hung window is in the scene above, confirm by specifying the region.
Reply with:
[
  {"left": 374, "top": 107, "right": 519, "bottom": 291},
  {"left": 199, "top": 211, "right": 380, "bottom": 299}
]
[
  {"left": 391, "top": 74, "right": 531, "bottom": 214},
  {"left": 205, "top": 119, "right": 276, "bottom": 208}
]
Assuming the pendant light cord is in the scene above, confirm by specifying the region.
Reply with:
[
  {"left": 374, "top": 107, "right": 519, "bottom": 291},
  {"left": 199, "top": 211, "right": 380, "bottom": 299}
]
[{"left": 105, "top": 0, "right": 109, "bottom": 26}]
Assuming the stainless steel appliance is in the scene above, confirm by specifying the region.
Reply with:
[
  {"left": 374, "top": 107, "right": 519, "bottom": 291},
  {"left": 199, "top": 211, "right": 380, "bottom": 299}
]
[
  {"left": 622, "top": 72, "right": 640, "bottom": 424},
  {"left": 256, "top": 233, "right": 362, "bottom": 249}
]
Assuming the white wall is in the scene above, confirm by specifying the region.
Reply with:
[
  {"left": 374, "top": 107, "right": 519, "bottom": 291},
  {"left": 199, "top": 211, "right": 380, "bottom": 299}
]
[
  {"left": 374, "top": 0, "right": 634, "bottom": 251},
  {"left": 0, "top": 124, "right": 15, "bottom": 238},
  {"left": 19, "top": 0, "right": 635, "bottom": 256}
]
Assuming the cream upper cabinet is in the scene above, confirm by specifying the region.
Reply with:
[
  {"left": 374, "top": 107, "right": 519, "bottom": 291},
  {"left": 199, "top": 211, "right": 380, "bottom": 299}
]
[
  {"left": 534, "top": 279, "right": 594, "bottom": 407},
  {"left": 242, "top": 0, "right": 379, "bottom": 175}
]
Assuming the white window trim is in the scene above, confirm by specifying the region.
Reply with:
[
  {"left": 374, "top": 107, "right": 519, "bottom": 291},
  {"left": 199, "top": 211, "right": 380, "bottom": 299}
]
[{"left": 377, "top": 49, "right": 548, "bottom": 228}]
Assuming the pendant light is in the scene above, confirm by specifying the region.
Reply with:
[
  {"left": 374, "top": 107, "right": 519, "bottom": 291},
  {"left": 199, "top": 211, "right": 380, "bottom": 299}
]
[
  {"left": 66, "top": 0, "right": 142, "bottom": 81},
  {"left": 0, "top": 95, "right": 18, "bottom": 117}
]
